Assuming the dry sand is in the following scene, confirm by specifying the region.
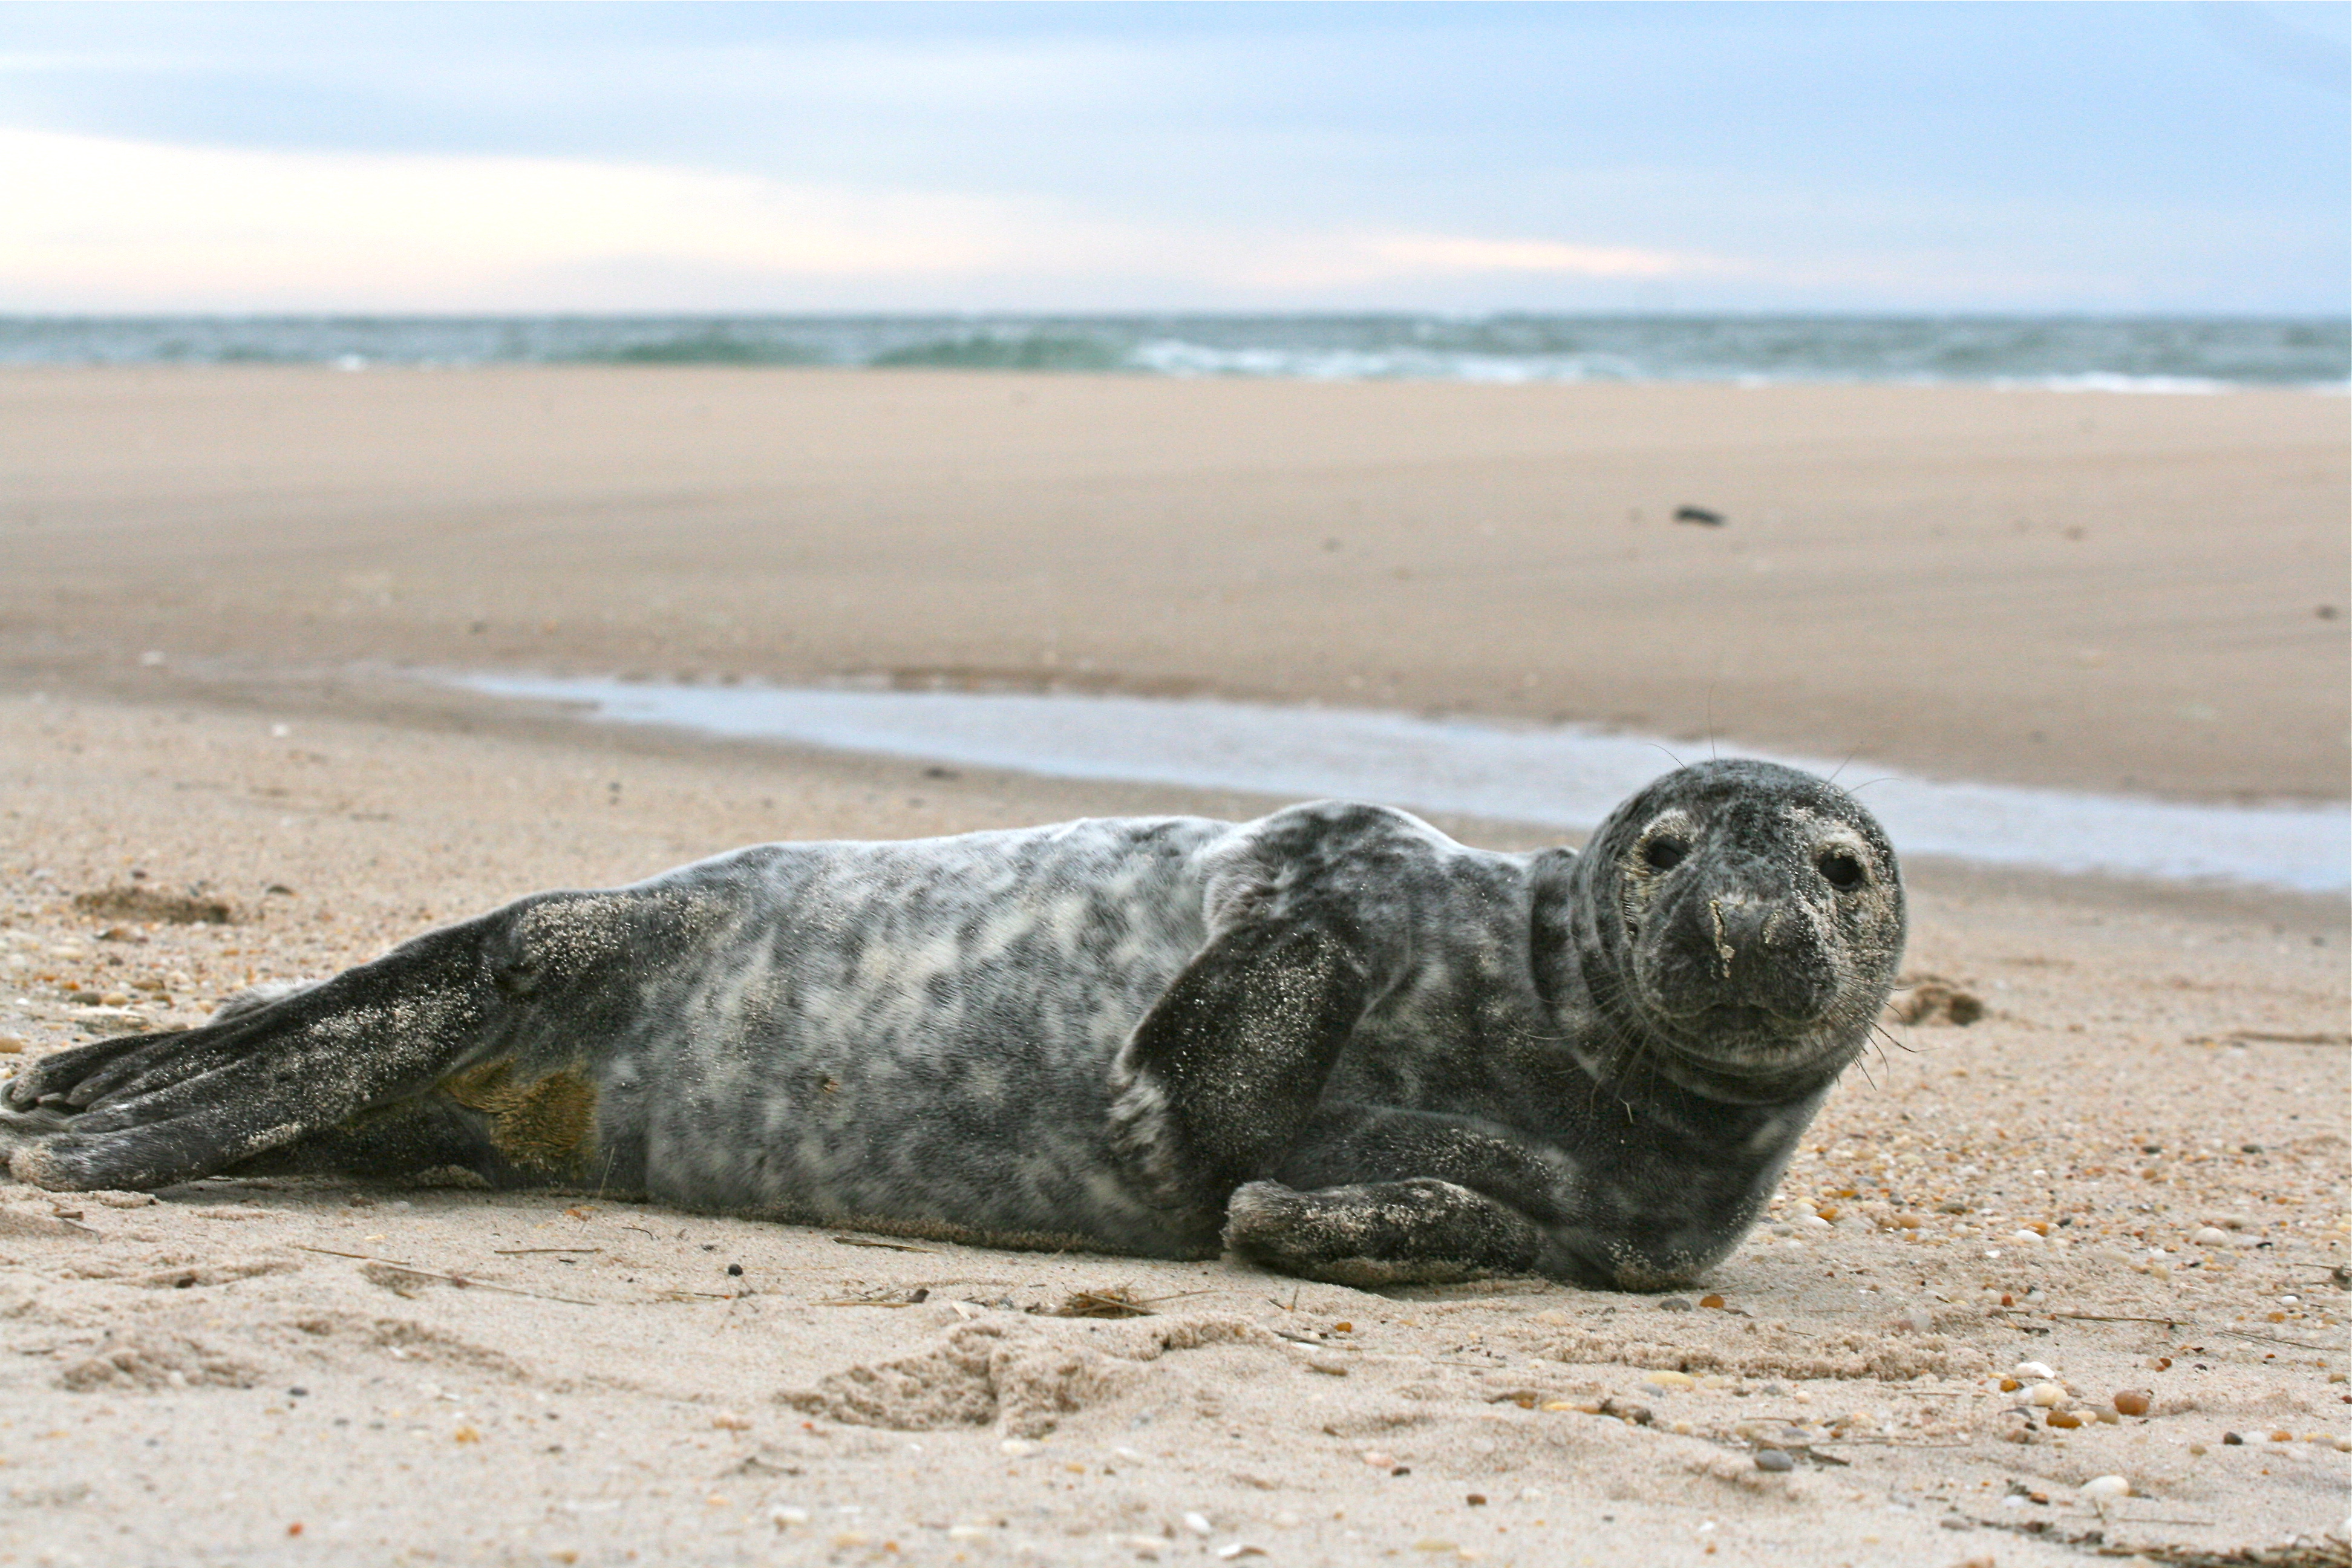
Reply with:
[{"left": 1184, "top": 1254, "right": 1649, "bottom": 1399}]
[{"left": 0, "top": 370, "right": 2345, "bottom": 1567}]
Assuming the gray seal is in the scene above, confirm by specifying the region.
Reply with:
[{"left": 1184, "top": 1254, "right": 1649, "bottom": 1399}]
[{"left": 0, "top": 759, "right": 1903, "bottom": 1290}]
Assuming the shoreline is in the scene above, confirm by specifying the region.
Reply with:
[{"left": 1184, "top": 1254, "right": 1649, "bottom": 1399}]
[
  {"left": 8, "top": 358, "right": 2347, "bottom": 394},
  {"left": 5, "top": 310, "right": 2343, "bottom": 391}
]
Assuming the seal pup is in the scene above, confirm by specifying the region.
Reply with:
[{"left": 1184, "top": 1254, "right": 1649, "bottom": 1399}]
[{"left": 0, "top": 759, "right": 1903, "bottom": 1290}]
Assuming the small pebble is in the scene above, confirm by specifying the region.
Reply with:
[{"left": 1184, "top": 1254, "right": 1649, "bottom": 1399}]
[
  {"left": 1465, "top": 1494, "right": 1486, "bottom": 1506},
  {"left": 2027, "top": 1383, "right": 2066, "bottom": 1408},
  {"left": 725, "top": 1263, "right": 742, "bottom": 1277},
  {"left": 2112, "top": 1390, "right": 2151, "bottom": 1417},
  {"left": 1644, "top": 1370, "right": 1696, "bottom": 1390},
  {"left": 2013, "top": 1361, "right": 2056, "bottom": 1380},
  {"left": 1182, "top": 1512, "right": 1212, "bottom": 1536},
  {"left": 2080, "top": 1477, "right": 2131, "bottom": 1503},
  {"left": 2190, "top": 1227, "right": 2229, "bottom": 1246},
  {"left": 769, "top": 1507, "right": 809, "bottom": 1529},
  {"left": 1658, "top": 1296, "right": 1694, "bottom": 1313},
  {"left": 1753, "top": 1448, "right": 1794, "bottom": 1472},
  {"left": 2045, "top": 1411, "right": 2082, "bottom": 1429},
  {"left": 2222, "top": 1431, "right": 2244, "bottom": 1445},
  {"left": 999, "top": 1438, "right": 1037, "bottom": 1457},
  {"left": 1699, "top": 1293, "right": 1725, "bottom": 1309}
]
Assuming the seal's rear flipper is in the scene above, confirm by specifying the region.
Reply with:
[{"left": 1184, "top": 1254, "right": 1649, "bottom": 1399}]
[{"left": 1, "top": 915, "right": 516, "bottom": 1192}]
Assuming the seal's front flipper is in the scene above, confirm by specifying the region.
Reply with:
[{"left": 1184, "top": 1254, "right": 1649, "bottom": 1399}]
[
  {"left": 1109, "top": 916, "right": 1373, "bottom": 1213},
  {"left": 1222, "top": 1177, "right": 1572, "bottom": 1287}
]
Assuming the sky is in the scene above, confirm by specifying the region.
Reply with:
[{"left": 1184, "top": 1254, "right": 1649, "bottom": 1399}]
[{"left": 0, "top": 1, "right": 2345, "bottom": 316}]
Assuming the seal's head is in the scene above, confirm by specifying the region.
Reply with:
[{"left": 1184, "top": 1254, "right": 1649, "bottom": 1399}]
[{"left": 1575, "top": 759, "right": 1904, "bottom": 1102}]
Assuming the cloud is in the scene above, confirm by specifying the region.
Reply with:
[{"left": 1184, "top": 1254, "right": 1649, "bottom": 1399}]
[
  {"left": 0, "top": 127, "right": 1746, "bottom": 312},
  {"left": 0, "top": 128, "right": 1067, "bottom": 310}
]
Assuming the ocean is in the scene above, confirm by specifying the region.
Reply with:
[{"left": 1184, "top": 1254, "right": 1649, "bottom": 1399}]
[{"left": 1, "top": 314, "right": 2342, "bottom": 389}]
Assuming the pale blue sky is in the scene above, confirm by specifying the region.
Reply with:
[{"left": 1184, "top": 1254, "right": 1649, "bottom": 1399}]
[{"left": 0, "top": 1, "right": 2344, "bottom": 313}]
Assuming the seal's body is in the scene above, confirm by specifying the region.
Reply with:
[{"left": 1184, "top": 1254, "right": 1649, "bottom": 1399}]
[{"left": 1, "top": 761, "right": 1904, "bottom": 1289}]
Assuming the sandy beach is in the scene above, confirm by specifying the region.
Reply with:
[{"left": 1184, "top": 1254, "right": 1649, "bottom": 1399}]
[{"left": 0, "top": 370, "right": 2345, "bottom": 1567}]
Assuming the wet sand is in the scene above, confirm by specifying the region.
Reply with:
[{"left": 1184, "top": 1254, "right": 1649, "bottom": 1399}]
[
  {"left": 0, "top": 370, "right": 2345, "bottom": 1566},
  {"left": 2, "top": 367, "right": 2345, "bottom": 801}
]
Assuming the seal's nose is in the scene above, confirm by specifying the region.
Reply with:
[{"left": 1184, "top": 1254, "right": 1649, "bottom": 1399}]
[{"left": 1679, "top": 892, "right": 1837, "bottom": 1021}]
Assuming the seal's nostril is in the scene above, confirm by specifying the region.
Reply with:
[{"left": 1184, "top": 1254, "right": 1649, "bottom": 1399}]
[{"left": 1817, "top": 852, "right": 1866, "bottom": 891}]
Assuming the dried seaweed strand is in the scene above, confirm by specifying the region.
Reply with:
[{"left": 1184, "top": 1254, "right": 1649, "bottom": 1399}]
[
  {"left": 830, "top": 1235, "right": 936, "bottom": 1253},
  {"left": 2215, "top": 1326, "right": 2330, "bottom": 1351},
  {"left": 293, "top": 1245, "right": 592, "bottom": 1305},
  {"left": 491, "top": 1247, "right": 603, "bottom": 1255}
]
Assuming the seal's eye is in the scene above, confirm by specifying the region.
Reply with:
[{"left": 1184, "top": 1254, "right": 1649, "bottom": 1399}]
[
  {"left": 1642, "top": 836, "right": 1688, "bottom": 872},
  {"left": 1817, "top": 850, "right": 1866, "bottom": 891}
]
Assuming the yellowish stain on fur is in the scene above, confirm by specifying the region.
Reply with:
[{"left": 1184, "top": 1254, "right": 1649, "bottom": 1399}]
[{"left": 438, "top": 1060, "right": 598, "bottom": 1175}]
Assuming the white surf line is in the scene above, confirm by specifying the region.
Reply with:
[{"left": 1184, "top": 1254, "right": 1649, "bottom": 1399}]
[{"left": 450, "top": 675, "right": 2349, "bottom": 895}]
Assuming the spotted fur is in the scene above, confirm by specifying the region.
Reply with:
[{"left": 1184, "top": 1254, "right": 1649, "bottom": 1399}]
[{"left": 0, "top": 760, "right": 1903, "bottom": 1290}]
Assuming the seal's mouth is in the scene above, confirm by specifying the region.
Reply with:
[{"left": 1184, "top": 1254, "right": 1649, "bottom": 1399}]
[
  {"left": 1695, "top": 1002, "right": 1791, "bottom": 1032},
  {"left": 1644, "top": 998, "right": 1838, "bottom": 1071},
  {"left": 1644, "top": 996, "right": 1815, "bottom": 1035}
]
